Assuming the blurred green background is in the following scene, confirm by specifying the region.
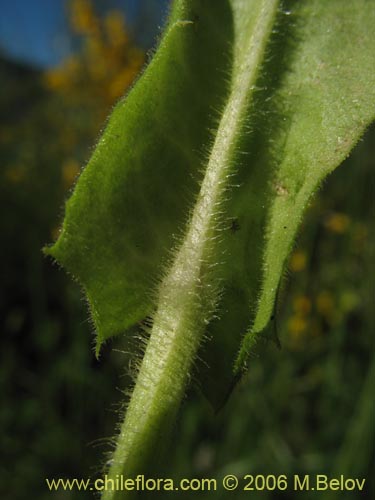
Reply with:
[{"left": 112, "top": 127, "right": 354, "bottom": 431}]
[{"left": 0, "top": 1, "right": 374, "bottom": 499}]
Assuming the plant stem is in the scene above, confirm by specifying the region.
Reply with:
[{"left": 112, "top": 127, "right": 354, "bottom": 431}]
[{"left": 103, "top": 2, "right": 279, "bottom": 498}]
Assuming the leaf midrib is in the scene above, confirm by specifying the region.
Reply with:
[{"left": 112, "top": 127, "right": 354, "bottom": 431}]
[{"left": 103, "top": 1, "right": 281, "bottom": 495}]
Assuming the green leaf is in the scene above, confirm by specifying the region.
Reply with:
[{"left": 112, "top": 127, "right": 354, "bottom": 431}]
[
  {"left": 234, "top": 0, "right": 375, "bottom": 371},
  {"left": 46, "top": 0, "right": 375, "bottom": 413},
  {"left": 45, "top": 0, "right": 234, "bottom": 353}
]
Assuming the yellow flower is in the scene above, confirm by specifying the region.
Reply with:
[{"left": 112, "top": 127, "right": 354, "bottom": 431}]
[
  {"left": 44, "top": 57, "right": 80, "bottom": 91},
  {"left": 290, "top": 250, "right": 307, "bottom": 272},
  {"left": 105, "top": 11, "right": 128, "bottom": 47},
  {"left": 44, "top": 68, "right": 67, "bottom": 90},
  {"left": 109, "top": 65, "right": 138, "bottom": 100},
  {"left": 325, "top": 212, "right": 350, "bottom": 233},
  {"left": 71, "top": 0, "right": 99, "bottom": 36},
  {"left": 288, "top": 315, "right": 307, "bottom": 337}
]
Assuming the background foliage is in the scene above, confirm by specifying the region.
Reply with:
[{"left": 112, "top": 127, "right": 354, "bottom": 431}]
[{"left": 0, "top": 1, "right": 373, "bottom": 498}]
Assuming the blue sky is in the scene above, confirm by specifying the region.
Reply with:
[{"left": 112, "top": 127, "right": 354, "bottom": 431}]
[{"left": 0, "top": 0, "right": 169, "bottom": 68}]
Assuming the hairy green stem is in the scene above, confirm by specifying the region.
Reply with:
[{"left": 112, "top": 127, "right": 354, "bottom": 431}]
[{"left": 103, "top": 2, "right": 279, "bottom": 498}]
